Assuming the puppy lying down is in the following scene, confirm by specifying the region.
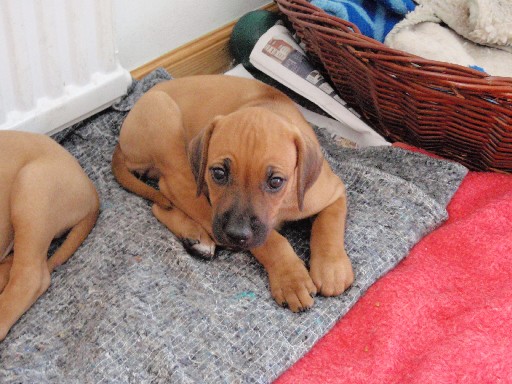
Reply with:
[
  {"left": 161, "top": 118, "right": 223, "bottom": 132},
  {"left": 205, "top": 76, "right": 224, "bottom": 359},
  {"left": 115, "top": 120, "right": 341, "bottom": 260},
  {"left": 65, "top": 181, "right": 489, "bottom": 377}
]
[
  {"left": 113, "top": 75, "right": 354, "bottom": 312},
  {"left": 0, "top": 131, "right": 99, "bottom": 341}
]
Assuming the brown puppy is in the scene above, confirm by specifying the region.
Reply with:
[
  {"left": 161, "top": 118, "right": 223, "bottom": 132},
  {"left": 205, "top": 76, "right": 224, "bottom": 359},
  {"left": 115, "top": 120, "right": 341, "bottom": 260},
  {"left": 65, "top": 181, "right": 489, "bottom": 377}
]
[
  {"left": 0, "top": 131, "right": 99, "bottom": 341},
  {"left": 112, "top": 75, "right": 353, "bottom": 312}
]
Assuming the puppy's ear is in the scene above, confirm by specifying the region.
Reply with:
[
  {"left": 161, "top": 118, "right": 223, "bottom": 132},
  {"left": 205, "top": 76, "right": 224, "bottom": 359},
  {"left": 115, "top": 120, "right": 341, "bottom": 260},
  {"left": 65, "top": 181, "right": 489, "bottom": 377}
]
[
  {"left": 188, "top": 116, "right": 221, "bottom": 197},
  {"left": 294, "top": 130, "right": 323, "bottom": 211}
]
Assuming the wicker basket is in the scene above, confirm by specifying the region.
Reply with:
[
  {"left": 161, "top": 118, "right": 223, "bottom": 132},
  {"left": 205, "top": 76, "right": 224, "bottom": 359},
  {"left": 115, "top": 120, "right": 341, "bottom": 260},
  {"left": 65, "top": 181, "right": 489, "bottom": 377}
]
[{"left": 274, "top": 0, "right": 512, "bottom": 172}]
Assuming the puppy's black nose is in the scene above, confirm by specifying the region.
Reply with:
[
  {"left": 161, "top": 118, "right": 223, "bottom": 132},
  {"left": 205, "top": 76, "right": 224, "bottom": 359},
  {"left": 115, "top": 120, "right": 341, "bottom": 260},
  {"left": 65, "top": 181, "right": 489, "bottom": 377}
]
[{"left": 225, "top": 224, "right": 252, "bottom": 247}]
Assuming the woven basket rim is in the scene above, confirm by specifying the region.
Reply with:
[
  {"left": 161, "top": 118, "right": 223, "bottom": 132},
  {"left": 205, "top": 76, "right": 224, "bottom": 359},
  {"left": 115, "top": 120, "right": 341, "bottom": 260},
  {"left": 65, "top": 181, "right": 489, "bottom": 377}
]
[{"left": 277, "top": 0, "right": 512, "bottom": 89}]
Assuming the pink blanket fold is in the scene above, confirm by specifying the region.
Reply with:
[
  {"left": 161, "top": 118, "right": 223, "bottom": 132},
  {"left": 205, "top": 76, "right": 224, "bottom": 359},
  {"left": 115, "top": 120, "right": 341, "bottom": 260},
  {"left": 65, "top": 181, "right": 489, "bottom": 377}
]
[{"left": 277, "top": 168, "right": 512, "bottom": 383}]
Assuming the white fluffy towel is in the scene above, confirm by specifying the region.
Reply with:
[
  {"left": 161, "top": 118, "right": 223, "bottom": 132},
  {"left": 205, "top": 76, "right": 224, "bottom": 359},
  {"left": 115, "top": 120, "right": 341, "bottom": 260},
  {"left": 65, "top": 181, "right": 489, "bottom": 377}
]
[
  {"left": 415, "top": 0, "right": 512, "bottom": 49},
  {"left": 385, "top": 2, "right": 512, "bottom": 77}
]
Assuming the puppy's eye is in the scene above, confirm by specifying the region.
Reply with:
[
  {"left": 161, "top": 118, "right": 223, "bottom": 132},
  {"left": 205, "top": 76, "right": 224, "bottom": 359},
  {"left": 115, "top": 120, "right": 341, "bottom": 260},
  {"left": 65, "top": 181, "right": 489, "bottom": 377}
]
[
  {"left": 267, "top": 176, "right": 285, "bottom": 191},
  {"left": 210, "top": 167, "right": 228, "bottom": 185}
]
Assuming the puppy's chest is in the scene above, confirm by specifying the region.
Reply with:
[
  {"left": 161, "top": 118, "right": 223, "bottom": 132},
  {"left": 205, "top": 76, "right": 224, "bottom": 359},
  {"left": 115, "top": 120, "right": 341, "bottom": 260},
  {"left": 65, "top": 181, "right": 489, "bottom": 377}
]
[{"left": 277, "top": 205, "right": 315, "bottom": 225}]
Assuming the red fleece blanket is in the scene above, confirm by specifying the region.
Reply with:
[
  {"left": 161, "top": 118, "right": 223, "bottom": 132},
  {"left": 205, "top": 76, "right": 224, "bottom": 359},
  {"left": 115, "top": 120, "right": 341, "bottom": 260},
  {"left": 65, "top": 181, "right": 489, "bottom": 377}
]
[{"left": 277, "top": 159, "right": 512, "bottom": 383}]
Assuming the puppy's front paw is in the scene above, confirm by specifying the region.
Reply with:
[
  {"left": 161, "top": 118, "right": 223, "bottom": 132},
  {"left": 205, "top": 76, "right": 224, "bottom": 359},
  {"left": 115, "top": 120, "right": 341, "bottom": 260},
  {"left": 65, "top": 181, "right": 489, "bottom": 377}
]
[
  {"left": 269, "top": 261, "right": 317, "bottom": 312},
  {"left": 310, "top": 251, "right": 354, "bottom": 297}
]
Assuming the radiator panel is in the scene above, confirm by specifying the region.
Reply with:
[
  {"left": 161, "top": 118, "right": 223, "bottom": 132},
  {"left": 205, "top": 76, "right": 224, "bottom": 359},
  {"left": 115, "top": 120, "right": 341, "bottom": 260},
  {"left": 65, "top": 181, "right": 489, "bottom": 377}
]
[{"left": 0, "top": 0, "right": 132, "bottom": 135}]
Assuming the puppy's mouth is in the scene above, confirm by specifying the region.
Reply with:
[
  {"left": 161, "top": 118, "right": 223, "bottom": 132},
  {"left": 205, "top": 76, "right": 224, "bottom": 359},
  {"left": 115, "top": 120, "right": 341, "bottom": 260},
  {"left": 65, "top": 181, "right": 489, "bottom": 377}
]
[
  {"left": 220, "top": 243, "right": 251, "bottom": 252},
  {"left": 213, "top": 233, "right": 264, "bottom": 252}
]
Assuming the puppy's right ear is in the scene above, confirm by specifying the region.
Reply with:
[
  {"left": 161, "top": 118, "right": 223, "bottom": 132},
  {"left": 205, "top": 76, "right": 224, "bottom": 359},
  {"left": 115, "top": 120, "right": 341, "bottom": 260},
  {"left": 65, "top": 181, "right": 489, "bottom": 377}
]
[{"left": 188, "top": 116, "right": 222, "bottom": 197}]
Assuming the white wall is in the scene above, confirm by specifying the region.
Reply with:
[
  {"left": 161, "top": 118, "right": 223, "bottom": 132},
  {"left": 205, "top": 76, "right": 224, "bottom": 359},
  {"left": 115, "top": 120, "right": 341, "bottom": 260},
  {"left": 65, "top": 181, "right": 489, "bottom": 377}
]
[{"left": 113, "top": 0, "right": 271, "bottom": 71}]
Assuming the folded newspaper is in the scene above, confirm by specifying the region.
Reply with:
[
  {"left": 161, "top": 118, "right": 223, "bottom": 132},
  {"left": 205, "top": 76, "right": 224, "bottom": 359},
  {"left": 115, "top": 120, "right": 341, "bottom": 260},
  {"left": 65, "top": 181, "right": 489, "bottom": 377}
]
[{"left": 249, "top": 24, "right": 388, "bottom": 147}]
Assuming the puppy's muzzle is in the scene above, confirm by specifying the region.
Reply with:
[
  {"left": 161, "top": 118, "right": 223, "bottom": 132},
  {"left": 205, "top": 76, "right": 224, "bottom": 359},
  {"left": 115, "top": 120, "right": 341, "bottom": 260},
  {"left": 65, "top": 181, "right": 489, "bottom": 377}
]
[{"left": 213, "top": 209, "right": 267, "bottom": 251}]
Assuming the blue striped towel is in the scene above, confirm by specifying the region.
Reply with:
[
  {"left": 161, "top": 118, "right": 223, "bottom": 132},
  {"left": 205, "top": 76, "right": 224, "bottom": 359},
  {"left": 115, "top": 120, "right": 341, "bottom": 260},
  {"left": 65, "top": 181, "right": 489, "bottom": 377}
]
[{"left": 311, "top": 0, "right": 415, "bottom": 42}]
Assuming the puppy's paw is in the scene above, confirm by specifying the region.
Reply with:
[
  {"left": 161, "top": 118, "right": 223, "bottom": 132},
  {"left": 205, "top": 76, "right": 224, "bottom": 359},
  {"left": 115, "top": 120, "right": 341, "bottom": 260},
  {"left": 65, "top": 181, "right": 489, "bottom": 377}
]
[
  {"left": 182, "top": 237, "right": 216, "bottom": 260},
  {"left": 181, "top": 225, "right": 216, "bottom": 260},
  {"left": 310, "top": 251, "right": 354, "bottom": 297},
  {"left": 269, "top": 261, "right": 317, "bottom": 312},
  {"left": 152, "top": 204, "right": 215, "bottom": 259}
]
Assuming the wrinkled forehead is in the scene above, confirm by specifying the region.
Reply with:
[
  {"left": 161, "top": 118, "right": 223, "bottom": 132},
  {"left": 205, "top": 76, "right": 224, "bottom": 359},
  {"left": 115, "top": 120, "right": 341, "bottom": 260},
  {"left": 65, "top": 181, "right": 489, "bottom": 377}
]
[{"left": 207, "top": 110, "right": 298, "bottom": 173}]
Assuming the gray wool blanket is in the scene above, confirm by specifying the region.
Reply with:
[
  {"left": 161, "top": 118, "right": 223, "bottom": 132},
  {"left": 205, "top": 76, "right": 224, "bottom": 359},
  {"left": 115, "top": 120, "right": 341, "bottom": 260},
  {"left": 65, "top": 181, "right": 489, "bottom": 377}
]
[{"left": 0, "top": 69, "right": 468, "bottom": 383}]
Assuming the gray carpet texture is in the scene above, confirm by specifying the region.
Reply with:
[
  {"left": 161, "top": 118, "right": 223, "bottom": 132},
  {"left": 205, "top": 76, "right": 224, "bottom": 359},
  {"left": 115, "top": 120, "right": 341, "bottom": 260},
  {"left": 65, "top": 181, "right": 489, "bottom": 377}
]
[{"left": 0, "top": 69, "right": 468, "bottom": 383}]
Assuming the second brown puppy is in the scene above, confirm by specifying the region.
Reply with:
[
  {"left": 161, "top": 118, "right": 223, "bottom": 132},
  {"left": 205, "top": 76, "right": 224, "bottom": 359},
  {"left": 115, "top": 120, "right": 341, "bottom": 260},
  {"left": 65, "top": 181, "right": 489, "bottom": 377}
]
[{"left": 112, "top": 75, "right": 353, "bottom": 312}]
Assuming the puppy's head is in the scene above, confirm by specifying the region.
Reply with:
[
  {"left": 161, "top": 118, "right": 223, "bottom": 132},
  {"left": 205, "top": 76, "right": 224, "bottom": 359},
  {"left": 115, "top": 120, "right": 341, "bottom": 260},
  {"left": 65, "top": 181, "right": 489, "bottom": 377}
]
[{"left": 188, "top": 107, "right": 322, "bottom": 251}]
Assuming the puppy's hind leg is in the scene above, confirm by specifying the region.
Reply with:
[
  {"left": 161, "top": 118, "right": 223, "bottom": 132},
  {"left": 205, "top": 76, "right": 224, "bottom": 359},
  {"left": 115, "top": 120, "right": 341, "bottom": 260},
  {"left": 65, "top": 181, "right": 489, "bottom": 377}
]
[
  {"left": 112, "top": 144, "right": 172, "bottom": 209},
  {"left": 152, "top": 204, "right": 216, "bottom": 260},
  {"left": 0, "top": 228, "right": 52, "bottom": 341},
  {"left": 0, "top": 204, "right": 99, "bottom": 296},
  {"left": 47, "top": 204, "right": 99, "bottom": 272}
]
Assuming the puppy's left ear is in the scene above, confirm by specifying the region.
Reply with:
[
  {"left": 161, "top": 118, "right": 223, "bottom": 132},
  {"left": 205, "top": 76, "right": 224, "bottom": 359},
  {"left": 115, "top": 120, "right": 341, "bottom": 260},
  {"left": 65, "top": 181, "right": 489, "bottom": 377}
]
[
  {"left": 188, "top": 116, "right": 222, "bottom": 197},
  {"left": 294, "top": 130, "right": 323, "bottom": 211}
]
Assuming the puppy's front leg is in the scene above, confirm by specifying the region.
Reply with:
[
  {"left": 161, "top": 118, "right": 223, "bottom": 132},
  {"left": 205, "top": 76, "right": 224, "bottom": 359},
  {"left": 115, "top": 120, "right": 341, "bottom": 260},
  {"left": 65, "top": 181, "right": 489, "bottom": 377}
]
[
  {"left": 251, "top": 231, "right": 317, "bottom": 312},
  {"left": 309, "top": 196, "right": 354, "bottom": 296}
]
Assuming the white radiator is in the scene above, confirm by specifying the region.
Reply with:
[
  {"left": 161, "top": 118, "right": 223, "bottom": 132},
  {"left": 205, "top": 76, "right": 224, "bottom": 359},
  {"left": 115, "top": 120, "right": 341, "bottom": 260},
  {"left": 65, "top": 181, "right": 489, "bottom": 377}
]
[{"left": 0, "top": 0, "right": 132, "bottom": 135}]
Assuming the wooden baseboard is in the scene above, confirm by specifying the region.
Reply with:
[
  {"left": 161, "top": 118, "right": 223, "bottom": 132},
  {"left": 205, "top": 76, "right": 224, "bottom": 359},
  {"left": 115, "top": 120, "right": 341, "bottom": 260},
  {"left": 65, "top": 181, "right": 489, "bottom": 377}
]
[{"left": 131, "top": 3, "right": 278, "bottom": 79}]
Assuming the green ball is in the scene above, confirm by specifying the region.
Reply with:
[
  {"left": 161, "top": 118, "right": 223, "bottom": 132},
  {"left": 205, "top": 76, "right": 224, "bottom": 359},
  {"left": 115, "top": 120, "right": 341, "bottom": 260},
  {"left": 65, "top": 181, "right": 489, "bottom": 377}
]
[{"left": 230, "top": 10, "right": 281, "bottom": 69}]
